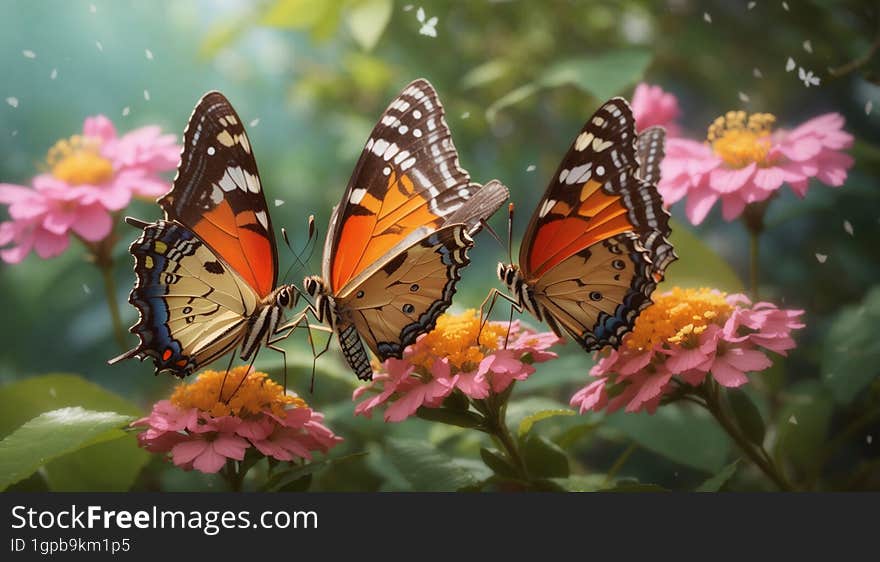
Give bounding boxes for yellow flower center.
[624,287,733,352]
[409,310,507,373]
[46,134,114,185]
[170,366,306,419]
[707,111,776,168]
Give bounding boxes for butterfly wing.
[635,126,677,279]
[519,98,670,280]
[517,98,674,349]
[109,220,260,376]
[335,223,473,379]
[532,233,655,351]
[158,91,277,298]
[325,79,507,294]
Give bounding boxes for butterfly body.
[304,79,508,380]
[490,98,675,352]
[110,92,308,378]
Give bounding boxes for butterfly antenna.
[224,352,258,405]
[218,348,238,402]
[507,203,514,265]
[479,218,503,249]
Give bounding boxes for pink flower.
[570,287,805,414]
[658,111,854,224]
[631,83,682,136]
[132,368,342,475]
[0,115,180,263]
[354,311,561,423]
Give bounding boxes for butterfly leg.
[217,347,239,402]
[478,288,523,347]
[267,310,322,390]
[224,351,259,404]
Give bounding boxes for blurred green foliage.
[1,0,878,491]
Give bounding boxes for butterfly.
[302,79,509,380]
[489,97,676,352]
[109,91,307,378]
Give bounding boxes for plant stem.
[480,386,529,480]
[603,442,638,487]
[748,230,760,301]
[224,460,245,492]
[702,382,796,491]
[98,257,128,351]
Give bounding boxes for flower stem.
[480,386,529,480]
[701,382,796,491]
[748,230,760,301]
[224,460,245,492]
[98,257,128,352]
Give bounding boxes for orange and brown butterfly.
[302,79,510,380]
[489,97,676,352]
[109,92,308,377]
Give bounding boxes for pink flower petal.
[709,163,756,193]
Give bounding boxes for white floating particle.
[526,164,536,172]
[785,57,796,72]
[22,50,36,59]
[815,253,827,263]
[249,118,260,127]
[145,49,154,60]
[274,199,284,207]
[782,1,789,11]
[802,40,813,54]
[753,67,763,78]
[143,89,150,101]
[867,435,873,445]
[6,97,19,108]
[95,40,103,52]
[798,67,820,87]
[83,283,91,295]
[843,220,853,236]
[122,106,130,117]
[403,4,413,11]
[49,387,57,398]
[788,415,798,425]
[703,12,712,23]
[89,4,96,13]
[865,100,873,115]
[739,91,750,103]
[11,130,18,136]
[50,68,57,80]
[747,1,756,9]
[461,111,470,119]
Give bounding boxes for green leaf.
[539,49,653,100]
[479,447,520,479]
[726,388,766,446]
[822,286,880,404]
[505,396,569,434]
[522,435,569,478]
[260,0,343,40]
[416,406,484,429]
[663,220,744,292]
[696,460,740,492]
[346,0,392,51]
[518,409,576,439]
[0,374,147,492]
[775,381,834,468]
[600,480,668,492]
[550,474,607,492]
[486,49,652,122]
[0,373,142,436]
[44,438,149,492]
[461,59,511,90]
[0,407,134,491]
[263,452,367,492]
[385,438,479,491]
[604,405,730,472]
